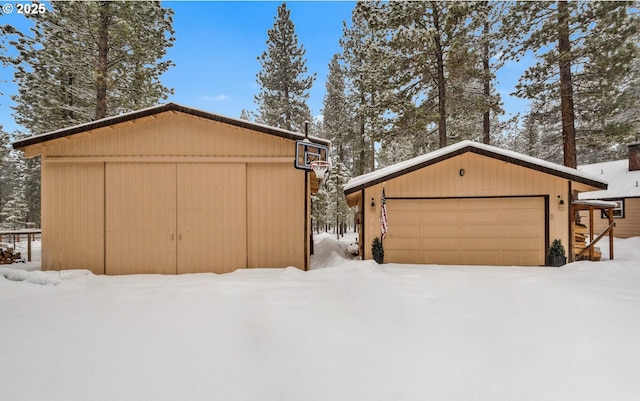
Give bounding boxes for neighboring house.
[578,142,640,238]
[344,140,607,266]
[12,103,329,275]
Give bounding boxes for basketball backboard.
[295,140,329,170]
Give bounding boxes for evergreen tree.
[322,54,353,170]
[340,2,387,175]
[499,1,638,168]
[0,148,28,229]
[0,127,12,225]
[8,0,175,134]
[467,1,505,145]
[323,156,352,237]
[255,2,315,132]
[362,1,480,149]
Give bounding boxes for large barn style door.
[106,163,177,275]
[106,162,248,275]
[176,163,247,273]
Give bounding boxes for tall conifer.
[255,2,315,132]
[8,0,175,134]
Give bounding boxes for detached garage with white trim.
[344,141,607,266]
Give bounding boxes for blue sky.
[1,1,529,135]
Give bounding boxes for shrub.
[372,237,384,264]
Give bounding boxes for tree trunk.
[432,5,447,148]
[557,0,577,168]
[96,2,110,120]
[482,19,491,145]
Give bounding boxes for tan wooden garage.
[345,140,607,266]
[13,103,329,275]
[384,197,545,266]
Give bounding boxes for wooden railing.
[575,221,614,261]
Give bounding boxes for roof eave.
[11,103,331,150]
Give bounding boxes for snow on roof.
[12,102,331,150]
[572,199,619,208]
[578,159,640,200]
[345,140,607,194]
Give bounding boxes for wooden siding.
[582,197,640,238]
[177,163,247,274]
[359,152,569,263]
[247,163,306,268]
[106,163,177,275]
[32,112,294,158]
[41,162,104,274]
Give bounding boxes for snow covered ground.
[1,234,640,401]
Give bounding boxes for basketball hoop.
[310,160,331,184]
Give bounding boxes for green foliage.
[548,239,566,258]
[255,2,315,133]
[7,0,175,134]
[0,128,37,227]
[372,237,384,264]
[499,1,638,167]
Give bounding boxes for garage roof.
[345,140,608,194]
[12,102,330,150]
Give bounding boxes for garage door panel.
[462,251,501,266]
[387,250,421,264]
[391,210,420,224]
[386,197,545,266]
[502,223,541,236]
[460,209,499,222]
[461,224,501,237]
[502,209,540,222]
[385,237,421,250]
[390,225,422,238]
[502,237,541,251]
[424,251,460,265]
[422,224,459,237]
[422,238,459,251]
[502,250,541,266]
[420,211,460,224]
[461,237,498,251]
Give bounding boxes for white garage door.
[384,197,546,266]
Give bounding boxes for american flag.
[380,188,388,239]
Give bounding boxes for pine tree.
[322,54,353,170]
[340,2,388,175]
[8,0,175,134]
[0,128,12,225]
[0,150,28,229]
[362,1,480,149]
[499,1,638,168]
[255,2,315,133]
[323,156,352,238]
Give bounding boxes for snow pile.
[1,236,640,401]
[2,268,62,285]
[310,232,357,269]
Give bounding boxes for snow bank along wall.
[13,103,329,275]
